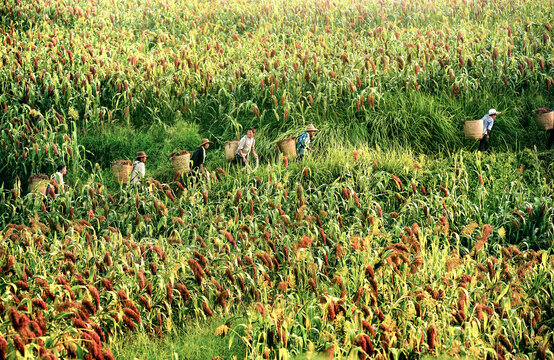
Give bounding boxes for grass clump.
[109,317,247,360]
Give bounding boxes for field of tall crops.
[1,0,554,359]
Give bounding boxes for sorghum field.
[1,0,554,359]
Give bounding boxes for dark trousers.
[233,154,247,166]
[479,136,489,151]
[189,168,201,186]
[547,130,554,150]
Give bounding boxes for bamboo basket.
[170,151,191,173]
[277,138,297,158]
[112,160,133,184]
[225,141,238,162]
[534,111,554,131]
[464,120,484,140]
[28,174,49,195]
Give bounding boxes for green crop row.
[1,146,553,359]
[0,0,553,185]
[0,0,553,359]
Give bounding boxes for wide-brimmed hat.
[306,123,319,132]
[136,151,147,158]
[488,109,501,116]
[199,138,213,147]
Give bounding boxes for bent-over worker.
[130,151,147,184]
[296,123,319,160]
[479,109,501,152]
[191,138,213,178]
[46,164,67,198]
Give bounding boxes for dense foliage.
[1,0,554,359]
[2,148,554,359]
[1,0,554,185]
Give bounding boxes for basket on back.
[463,119,483,140]
[170,150,191,173]
[225,141,238,162]
[276,138,297,158]
[534,109,554,131]
[28,174,50,194]
[112,160,133,184]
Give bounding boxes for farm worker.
[234,128,258,166]
[53,164,66,188]
[296,123,319,160]
[191,138,213,177]
[130,151,147,184]
[479,109,501,151]
[45,164,67,198]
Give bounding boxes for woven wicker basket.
[464,120,484,140]
[225,141,239,162]
[534,111,554,131]
[277,138,297,158]
[170,151,191,173]
[28,174,49,194]
[112,160,133,184]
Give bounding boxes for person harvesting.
[130,151,147,184]
[296,124,319,160]
[190,138,213,179]
[479,109,501,151]
[234,128,258,166]
[45,164,67,198]
[53,164,66,188]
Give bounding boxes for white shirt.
[130,161,145,184]
[53,171,64,186]
[236,136,255,156]
[481,114,494,135]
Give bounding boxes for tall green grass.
[109,316,247,360]
[1,0,553,185]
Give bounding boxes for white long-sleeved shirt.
[53,171,64,186]
[130,161,145,183]
[481,114,494,135]
[236,136,255,157]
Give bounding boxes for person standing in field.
[296,123,319,160]
[46,164,67,198]
[234,128,258,166]
[190,138,213,178]
[53,164,66,189]
[479,109,501,151]
[130,151,147,184]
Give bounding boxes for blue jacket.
[296,131,309,156]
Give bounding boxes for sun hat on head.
[199,138,213,147]
[488,109,501,116]
[136,151,147,158]
[306,123,319,132]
